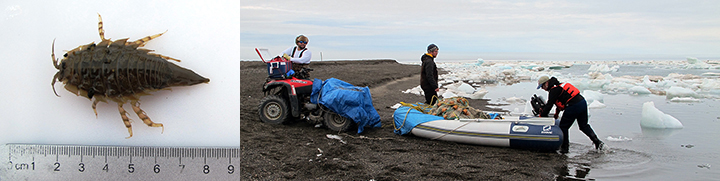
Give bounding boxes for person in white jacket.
[281,35,312,73]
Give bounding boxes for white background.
[0,1,239,146]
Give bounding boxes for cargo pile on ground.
[426,97,495,120]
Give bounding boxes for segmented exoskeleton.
[52,14,210,138]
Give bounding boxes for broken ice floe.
[401,58,720,103]
[665,86,698,99]
[640,101,683,129]
[588,100,606,109]
[669,97,701,102]
[588,64,620,73]
[606,135,632,142]
[404,81,488,100]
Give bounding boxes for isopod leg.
[131,100,164,133]
[92,99,100,118]
[156,54,182,62]
[117,103,134,139]
[51,39,59,69]
[97,13,106,41]
[130,30,167,48]
[51,39,60,97]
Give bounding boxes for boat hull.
[411,118,563,152]
[393,106,562,152]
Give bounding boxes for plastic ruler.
[0,143,240,180]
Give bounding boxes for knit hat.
[537,75,550,89]
[296,35,308,43]
[427,44,438,52]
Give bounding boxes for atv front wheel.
[324,111,354,132]
[258,95,289,124]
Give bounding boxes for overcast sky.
[241,0,720,61]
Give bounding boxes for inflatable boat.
[393,106,563,152]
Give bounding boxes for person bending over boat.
[537,76,604,153]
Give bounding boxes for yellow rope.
[394,95,449,131]
[395,102,422,131]
[430,121,471,140]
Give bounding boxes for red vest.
[553,83,579,111]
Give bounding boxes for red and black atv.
[255,49,355,132]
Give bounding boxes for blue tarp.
[311,78,381,133]
[393,106,443,135]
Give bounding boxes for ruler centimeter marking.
[1,143,240,180]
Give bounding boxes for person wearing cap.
[420,44,439,105]
[537,76,604,153]
[282,35,312,73]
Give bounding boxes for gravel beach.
[241,60,568,180]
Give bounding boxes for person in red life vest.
[537,76,604,153]
[420,44,439,105]
[282,35,312,73]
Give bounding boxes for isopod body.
[51,14,210,138]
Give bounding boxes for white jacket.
[281,46,312,64]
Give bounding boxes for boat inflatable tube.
[394,106,563,152]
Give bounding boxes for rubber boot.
[580,125,604,150]
[588,133,604,150]
[559,128,570,154]
[559,144,569,154]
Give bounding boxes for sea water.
[476,63,720,180]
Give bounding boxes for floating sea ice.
[588,100,606,109]
[698,79,720,94]
[665,86,697,99]
[443,82,459,90]
[467,89,488,99]
[629,86,652,94]
[548,65,564,70]
[441,91,458,98]
[504,97,526,104]
[606,135,632,142]
[456,82,475,94]
[583,90,604,103]
[670,97,700,102]
[640,101,684,129]
[439,79,454,85]
[574,73,613,90]
[605,81,635,93]
[501,69,516,76]
[587,72,605,79]
[702,72,720,77]
[588,64,619,72]
[495,65,513,70]
[403,85,423,96]
[638,75,658,88]
[522,101,534,116]
[520,64,537,70]
[685,57,712,69]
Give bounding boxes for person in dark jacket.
[421,44,439,105]
[537,76,604,153]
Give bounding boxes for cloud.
[241,0,720,61]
